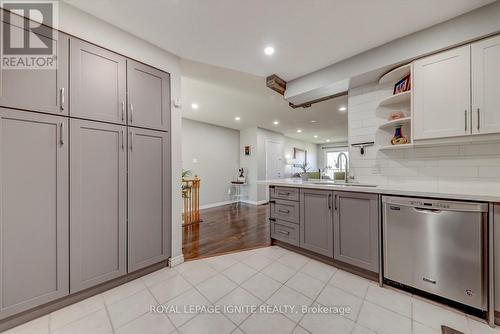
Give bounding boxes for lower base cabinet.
[333,191,379,272]
[70,120,127,293]
[128,128,171,272]
[299,189,334,257]
[0,110,69,319]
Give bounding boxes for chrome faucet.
[336,152,349,183]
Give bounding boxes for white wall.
[182,119,240,208]
[348,83,500,195]
[240,127,318,203]
[57,3,184,262]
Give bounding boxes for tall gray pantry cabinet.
[0,18,171,321]
[0,110,69,319]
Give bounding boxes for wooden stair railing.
[182,177,201,225]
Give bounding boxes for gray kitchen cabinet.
[0,109,68,319]
[70,38,126,124]
[495,204,500,316]
[128,128,171,272]
[300,189,334,257]
[70,119,127,293]
[0,19,68,115]
[333,191,379,272]
[127,59,170,131]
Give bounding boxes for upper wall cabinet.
[127,60,170,131]
[413,45,471,140]
[0,18,68,115]
[70,39,126,124]
[472,35,500,135]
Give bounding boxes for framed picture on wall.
[293,148,307,166]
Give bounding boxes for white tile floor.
[5,246,500,334]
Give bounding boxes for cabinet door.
[70,38,126,124]
[299,189,333,257]
[333,192,379,272]
[472,35,500,135]
[0,18,68,115]
[413,45,471,140]
[128,128,170,272]
[0,109,68,319]
[70,120,127,293]
[127,60,170,131]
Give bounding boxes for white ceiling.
[63,0,493,81]
[181,59,348,144]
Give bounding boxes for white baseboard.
[239,199,268,206]
[168,254,184,267]
[199,200,239,210]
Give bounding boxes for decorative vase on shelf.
[391,125,408,145]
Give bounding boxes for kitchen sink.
[312,182,377,187]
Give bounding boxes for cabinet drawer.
[270,186,299,201]
[271,219,299,246]
[270,199,299,224]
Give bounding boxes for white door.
[472,35,500,135]
[413,45,471,140]
[265,140,283,180]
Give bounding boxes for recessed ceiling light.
[273,121,279,125]
[314,135,318,138]
[264,46,275,55]
[310,120,317,123]
[191,103,199,110]
[339,106,347,111]
[326,139,331,142]
[235,116,241,121]
[297,129,302,133]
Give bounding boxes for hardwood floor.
[182,203,270,260]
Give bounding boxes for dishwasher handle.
[382,196,488,213]
[414,207,442,214]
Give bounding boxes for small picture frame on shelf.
[393,74,411,95]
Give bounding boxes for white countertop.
[258,179,500,203]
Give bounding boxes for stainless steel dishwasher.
[382,196,488,310]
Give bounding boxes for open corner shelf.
[379,91,411,107]
[378,117,411,130]
[379,63,411,85]
[379,143,414,150]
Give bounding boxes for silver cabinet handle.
[277,230,290,235]
[121,130,124,150]
[129,103,134,123]
[464,109,468,132]
[129,131,133,151]
[60,123,64,145]
[278,209,290,214]
[477,108,480,131]
[121,101,125,121]
[60,88,65,111]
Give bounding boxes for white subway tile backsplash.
[381,167,419,177]
[405,146,460,158]
[419,166,478,178]
[478,166,500,178]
